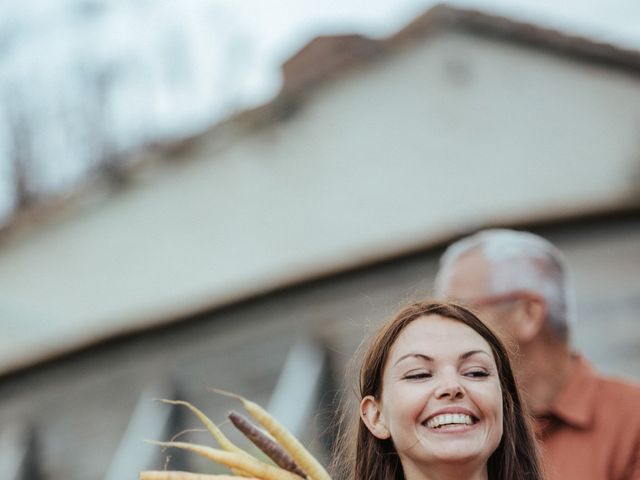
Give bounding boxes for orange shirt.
[534,355,640,480]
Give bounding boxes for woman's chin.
[430,450,486,464]
[408,439,491,467]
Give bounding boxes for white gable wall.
[0,29,638,373]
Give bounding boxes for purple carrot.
[228,410,307,478]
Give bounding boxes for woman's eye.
[404,372,432,380]
[465,369,490,378]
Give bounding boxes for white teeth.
[426,413,474,428]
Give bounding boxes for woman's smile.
[423,408,478,431]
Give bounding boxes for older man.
[434,229,640,480]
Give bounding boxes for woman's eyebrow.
[459,349,492,360]
[393,353,434,366]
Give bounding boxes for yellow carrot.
[212,390,330,480]
[158,399,250,477]
[140,472,259,480]
[148,441,304,480]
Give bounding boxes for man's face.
[437,249,521,341]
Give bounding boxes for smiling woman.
[331,301,543,480]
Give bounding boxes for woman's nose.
[434,374,465,399]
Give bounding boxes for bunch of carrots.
[140,389,331,480]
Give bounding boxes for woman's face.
[361,315,503,477]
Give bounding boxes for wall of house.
[0,27,638,376]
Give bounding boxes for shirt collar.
[546,354,598,429]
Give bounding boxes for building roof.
[277,5,640,102]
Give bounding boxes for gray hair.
[435,229,575,341]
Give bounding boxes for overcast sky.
[4,0,640,124]
[0,0,639,220]
[3,0,640,122]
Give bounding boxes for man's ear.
[515,296,547,343]
[360,395,390,440]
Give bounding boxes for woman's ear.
[360,395,390,440]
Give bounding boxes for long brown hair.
[331,301,543,480]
